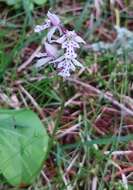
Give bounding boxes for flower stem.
[47,78,65,154]
[52,78,65,135]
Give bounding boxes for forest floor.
[0,1,133,190]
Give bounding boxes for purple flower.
[57,31,85,59]
[57,59,82,77]
[47,11,60,26]
[54,56,84,78]
[34,13,86,78]
[34,11,62,43]
[34,19,51,33]
[57,31,86,46]
[35,43,58,68]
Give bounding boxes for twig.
[18,89,29,107]
[59,7,83,14]
[72,154,86,189]
[17,45,41,72]
[64,93,81,107]
[41,171,51,188]
[68,78,133,117]
[104,164,133,184]
[115,167,133,178]
[56,122,82,139]
[91,176,98,190]
[18,84,45,118]
[65,153,79,175]
[104,150,133,156]
[107,160,128,189]
[60,167,73,190]
[0,90,20,109]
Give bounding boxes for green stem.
[46,78,65,156]
[52,78,65,135]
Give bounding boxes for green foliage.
[5,0,47,9]
[1,1,133,189]
[0,109,49,186]
[33,0,47,5]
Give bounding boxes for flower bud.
[47,11,60,26]
[45,42,58,58]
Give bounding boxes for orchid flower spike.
[54,30,85,77]
[34,12,86,78]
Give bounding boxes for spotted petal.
[65,49,77,59]
[34,21,50,33]
[57,60,66,68]
[58,68,70,77]
[56,35,66,44]
[68,60,76,71]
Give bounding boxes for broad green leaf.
[6,0,20,5]
[6,0,21,9]
[0,109,49,186]
[5,0,47,7]
[33,0,47,5]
